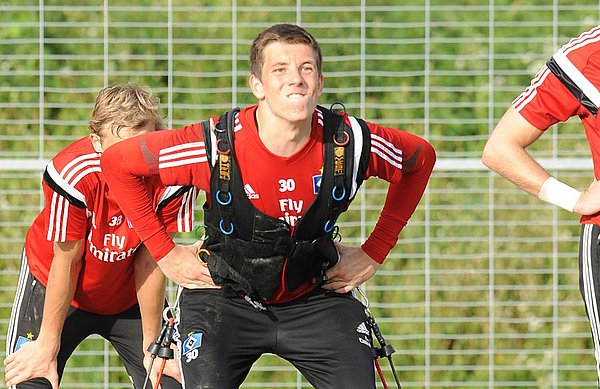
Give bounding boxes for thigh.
[274,291,376,389]
[7,254,88,388]
[175,289,270,389]
[579,224,600,320]
[579,224,600,370]
[6,258,42,358]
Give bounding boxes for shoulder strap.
[204,109,251,239]
[294,105,358,240]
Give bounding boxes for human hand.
[574,180,600,216]
[157,243,221,289]
[144,350,182,388]
[321,243,380,293]
[3,340,59,389]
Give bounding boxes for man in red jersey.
[3,83,194,389]
[101,24,435,388]
[482,26,600,386]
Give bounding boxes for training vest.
[199,105,371,302]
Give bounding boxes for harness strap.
[207,110,238,236]
[200,105,371,300]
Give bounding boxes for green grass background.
[1,0,600,387]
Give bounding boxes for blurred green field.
[2,0,600,388]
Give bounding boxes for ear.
[317,73,324,96]
[248,74,265,100]
[90,134,104,153]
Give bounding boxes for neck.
[255,108,312,157]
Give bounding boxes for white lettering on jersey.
[279,212,300,227]
[108,215,123,227]
[278,199,303,213]
[278,178,296,192]
[103,233,125,250]
[278,199,303,227]
[88,231,137,262]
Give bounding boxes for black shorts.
[579,224,600,385]
[6,252,181,389]
[175,288,376,389]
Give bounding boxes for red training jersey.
[25,137,197,314]
[101,105,436,302]
[513,25,600,225]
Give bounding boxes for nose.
[288,67,305,85]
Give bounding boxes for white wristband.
[537,177,581,212]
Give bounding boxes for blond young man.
[4,83,193,388]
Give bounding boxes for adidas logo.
[244,183,260,200]
[356,321,369,336]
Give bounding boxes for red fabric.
[102,105,435,302]
[513,25,600,225]
[26,137,193,314]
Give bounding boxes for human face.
[90,122,154,153]
[249,41,323,125]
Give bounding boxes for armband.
[537,177,581,213]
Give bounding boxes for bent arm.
[101,138,174,260]
[362,134,436,262]
[4,240,84,389]
[482,106,600,215]
[481,106,549,197]
[324,131,436,293]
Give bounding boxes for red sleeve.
[513,66,583,130]
[101,124,209,260]
[41,178,88,242]
[361,123,436,263]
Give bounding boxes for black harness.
[198,105,371,302]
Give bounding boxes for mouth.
[287,93,306,101]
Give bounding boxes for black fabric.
[157,185,193,211]
[42,169,86,209]
[284,235,339,292]
[547,57,598,117]
[6,259,181,389]
[176,288,375,389]
[578,223,600,388]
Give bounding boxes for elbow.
[423,139,437,172]
[481,140,499,172]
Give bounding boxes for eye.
[301,64,314,73]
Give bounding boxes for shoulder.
[44,137,100,208]
[47,137,101,187]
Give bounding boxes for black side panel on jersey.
[43,169,86,208]
[546,57,598,116]
[351,117,372,202]
[156,186,194,211]
[201,119,213,166]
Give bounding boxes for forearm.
[482,135,550,197]
[363,139,435,262]
[101,134,181,260]
[39,241,84,345]
[135,243,168,351]
[482,106,550,197]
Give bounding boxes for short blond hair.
[88,83,165,138]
